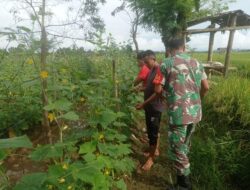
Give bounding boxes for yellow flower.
[47,185,53,190]
[95,152,100,157]
[62,79,68,84]
[98,134,104,141]
[67,186,73,190]
[40,71,48,79]
[63,125,69,130]
[62,163,68,170]
[104,168,110,176]
[48,113,55,123]
[58,178,65,184]
[27,58,34,65]
[80,97,85,102]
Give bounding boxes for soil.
[126,120,173,190]
[3,125,59,186]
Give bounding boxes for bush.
[191,76,250,190]
[203,76,250,131]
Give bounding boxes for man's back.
[161,53,206,125]
[144,64,164,112]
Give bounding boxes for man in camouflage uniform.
[160,38,209,190]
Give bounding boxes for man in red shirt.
[134,52,150,89]
[136,50,165,171]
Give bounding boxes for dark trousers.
[145,107,161,146]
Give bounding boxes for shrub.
[191,76,250,189]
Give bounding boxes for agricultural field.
[0,0,250,190]
[0,47,250,190]
[192,51,250,76]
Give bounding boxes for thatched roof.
[187,10,250,28]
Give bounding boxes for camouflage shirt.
[160,53,207,125]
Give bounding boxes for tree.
[1,0,106,143]
[112,1,141,54]
[128,0,235,51]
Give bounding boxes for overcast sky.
[0,0,249,51]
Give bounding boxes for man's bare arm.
[136,84,162,110]
[134,77,143,86]
[200,79,209,99]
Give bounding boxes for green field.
[192,51,250,75]
[0,48,249,190]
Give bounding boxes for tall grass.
[191,76,250,190]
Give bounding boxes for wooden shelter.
[185,10,250,76]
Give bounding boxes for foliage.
[203,76,250,129]
[191,75,250,190]
[0,51,42,137]
[127,0,235,49]
[0,38,139,189]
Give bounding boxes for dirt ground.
[126,120,173,190]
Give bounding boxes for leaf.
[71,162,106,187]
[79,141,97,154]
[83,152,96,162]
[58,111,79,121]
[98,143,131,158]
[44,99,72,111]
[113,157,135,173]
[47,164,66,184]
[104,130,127,142]
[66,128,97,141]
[116,112,126,118]
[30,144,64,161]
[0,149,7,162]
[114,179,127,190]
[98,109,118,127]
[113,121,127,127]
[116,144,131,156]
[0,135,32,149]
[96,155,112,169]
[13,172,47,190]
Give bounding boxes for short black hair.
[137,51,145,60]
[143,50,156,58]
[168,38,185,50]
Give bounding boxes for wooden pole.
[224,14,237,77]
[41,0,52,144]
[207,22,216,62]
[112,60,118,99]
[112,60,119,111]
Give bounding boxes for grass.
[191,51,250,75]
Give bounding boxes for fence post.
[112,60,119,110]
[224,14,237,77]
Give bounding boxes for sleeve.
[137,65,149,81]
[202,71,207,80]
[153,66,164,85]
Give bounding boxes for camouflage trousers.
[168,124,195,176]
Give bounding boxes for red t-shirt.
[137,64,150,86]
[153,65,164,85]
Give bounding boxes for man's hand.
[200,79,209,99]
[135,103,144,110]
